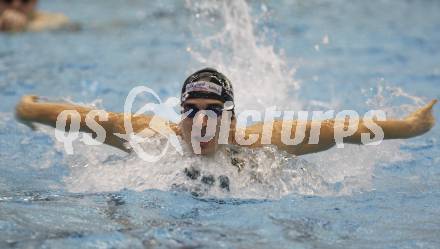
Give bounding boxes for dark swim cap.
[181,68,234,106]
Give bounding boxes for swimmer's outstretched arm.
[15,95,180,152]
[238,100,437,156]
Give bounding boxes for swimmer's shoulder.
[27,11,71,32]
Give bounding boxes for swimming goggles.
[182,103,234,119]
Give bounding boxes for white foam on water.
[31,0,419,199]
[58,134,337,199]
[185,0,300,112]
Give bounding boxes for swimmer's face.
[0,0,37,16]
[180,98,225,155]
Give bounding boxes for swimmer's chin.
[190,143,218,156]
[192,149,216,156]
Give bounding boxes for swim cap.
[181,68,234,106]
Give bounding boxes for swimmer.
[0,0,70,32]
[15,68,437,157]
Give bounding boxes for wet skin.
[180,98,226,155]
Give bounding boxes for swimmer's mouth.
[191,136,215,143]
[200,141,210,148]
[191,137,214,150]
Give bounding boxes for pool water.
[1,0,440,248]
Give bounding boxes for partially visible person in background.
[0,0,70,32]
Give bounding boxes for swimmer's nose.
[200,125,207,137]
[199,114,209,137]
[194,112,209,128]
[193,112,214,137]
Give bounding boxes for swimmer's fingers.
[406,99,437,120]
[15,95,39,128]
[15,105,37,131]
[422,99,437,113]
[19,95,39,105]
[404,99,437,135]
[16,95,37,113]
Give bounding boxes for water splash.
[185,0,300,111]
[362,79,426,117]
[21,0,420,199]
[59,134,336,199]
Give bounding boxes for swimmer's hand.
[16,95,39,118]
[18,95,39,105]
[15,95,39,130]
[0,9,28,32]
[403,99,437,137]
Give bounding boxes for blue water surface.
[1,0,440,248]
